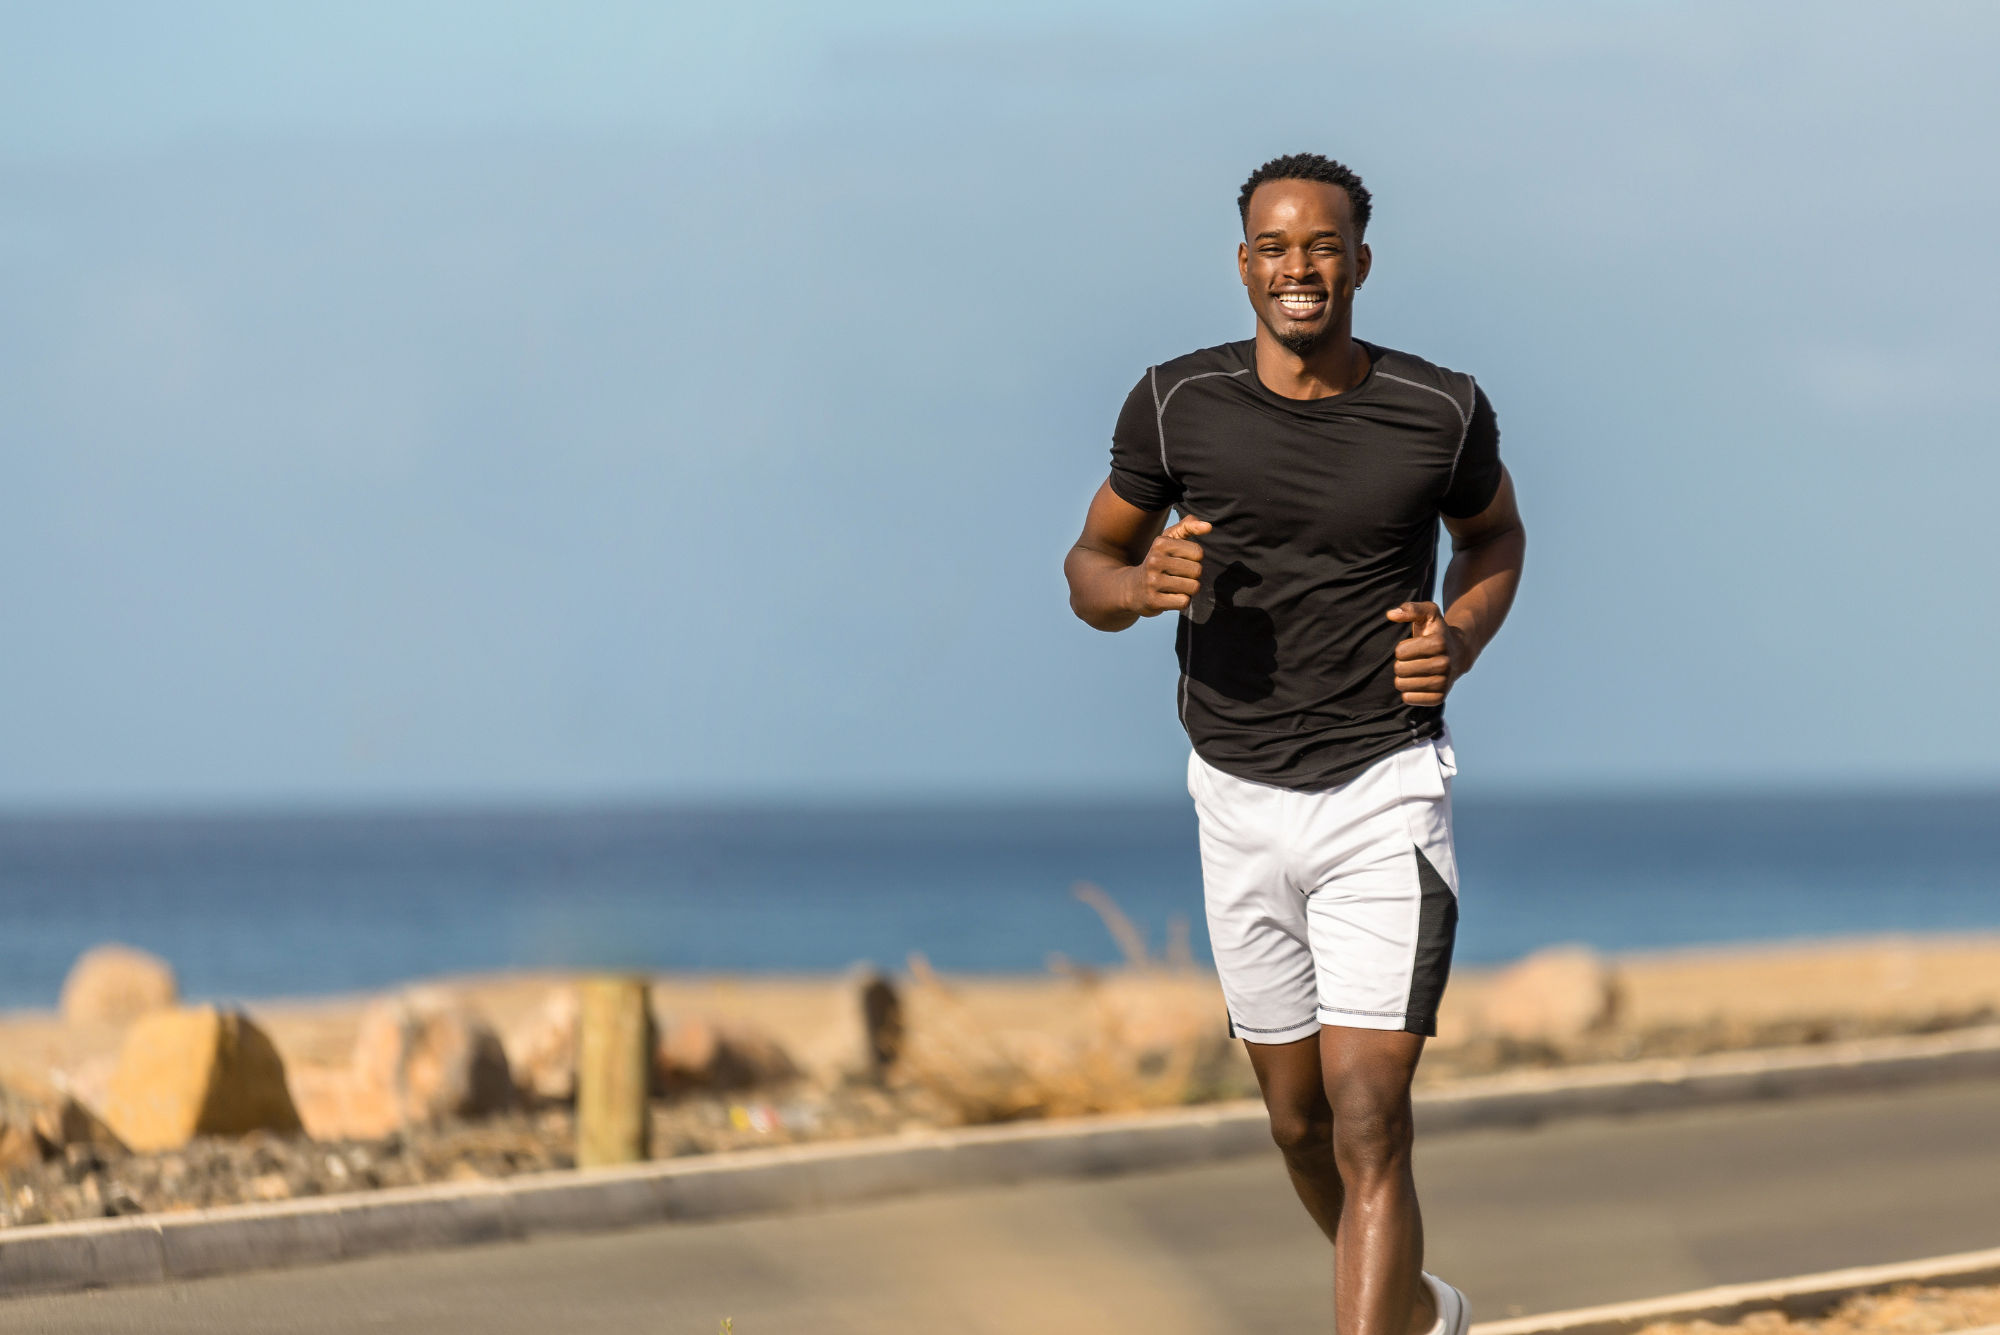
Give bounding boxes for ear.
[1238,240,1251,287]
[1355,241,1372,290]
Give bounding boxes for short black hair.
[1237,153,1372,234]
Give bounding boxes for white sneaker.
[1422,1272,1470,1335]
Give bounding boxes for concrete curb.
[1417,1024,2000,1132]
[3,1025,1997,1299]
[1468,1245,2000,1335]
[0,1101,1275,1298]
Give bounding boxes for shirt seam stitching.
[1152,366,1248,736]
[1377,369,1478,495]
[1148,365,1167,482]
[1155,367,1252,489]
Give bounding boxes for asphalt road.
[7,1079,1999,1335]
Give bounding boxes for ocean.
[2,792,1997,1011]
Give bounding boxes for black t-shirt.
[1109,339,1502,791]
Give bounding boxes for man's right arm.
[1064,480,1211,632]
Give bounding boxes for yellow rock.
[287,1062,402,1141]
[102,1007,303,1151]
[0,1078,125,1164]
[34,1094,127,1153]
[0,1105,47,1170]
[60,943,178,1026]
[504,987,580,1103]
[1478,945,1621,1043]
[351,990,515,1129]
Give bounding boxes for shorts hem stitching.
[1230,1018,1319,1034]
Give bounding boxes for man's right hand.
[1127,516,1210,617]
[1065,483,1210,632]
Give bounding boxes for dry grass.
[894,951,1249,1126]
[1638,1286,2000,1335]
[888,882,1250,1125]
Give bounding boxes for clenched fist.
[1125,516,1211,617]
[1386,600,1472,705]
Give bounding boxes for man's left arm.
[1386,467,1526,706]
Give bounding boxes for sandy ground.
[4,933,1998,1105]
[1539,936,2000,1033]
[1640,1286,2000,1335]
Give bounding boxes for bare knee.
[1246,1036,1335,1164]
[1268,1107,1334,1159]
[1331,1099,1413,1180]
[1321,1028,1423,1181]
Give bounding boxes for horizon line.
[2,780,1998,826]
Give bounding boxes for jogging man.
[1064,153,1525,1335]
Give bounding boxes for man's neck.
[1253,325,1369,401]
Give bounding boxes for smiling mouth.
[1274,290,1327,319]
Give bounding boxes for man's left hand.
[1386,601,1472,706]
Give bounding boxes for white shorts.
[1189,729,1461,1043]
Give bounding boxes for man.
[1063,153,1525,1335]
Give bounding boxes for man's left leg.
[1321,1025,1436,1335]
[1302,731,1466,1335]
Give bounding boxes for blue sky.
[1,1,1995,807]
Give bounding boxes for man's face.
[1237,179,1370,357]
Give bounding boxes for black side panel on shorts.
[1404,846,1458,1036]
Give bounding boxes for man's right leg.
[1245,1034,1342,1242]
[1189,748,1347,1242]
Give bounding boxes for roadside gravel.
[1638,1286,2000,1335]
[1,1080,945,1229]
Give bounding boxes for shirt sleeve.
[1106,372,1183,513]
[1438,383,1503,519]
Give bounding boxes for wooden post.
[576,977,651,1168]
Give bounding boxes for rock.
[503,987,580,1103]
[654,1015,799,1095]
[246,1171,291,1201]
[55,1054,117,1120]
[1480,945,1621,1042]
[100,1007,303,1152]
[0,1087,53,1170]
[894,965,1242,1123]
[293,991,516,1140]
[0,1076,124,1169]
[1432,994,1475,1046]
[286,1063,401,1142]
[350,990,515,1130]
[0,1119,47,1170]
[36,1094,127,1154]
[59,944,178,1026]
[501,984,808,1106]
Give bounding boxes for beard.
[1275,323,1323,358]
